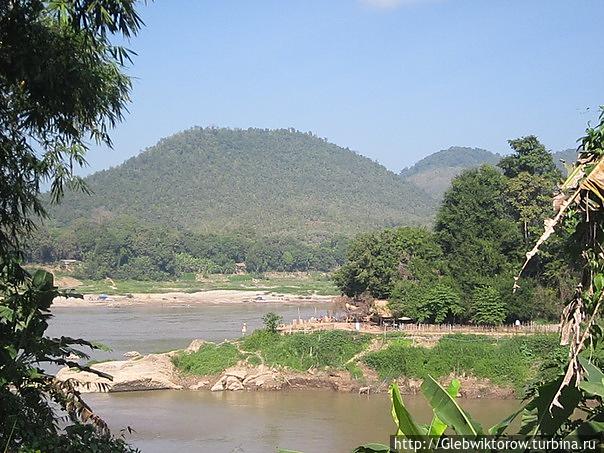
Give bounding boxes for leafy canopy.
[0,0,142,450]
[48,127,436,239]
[435,165,522,290]
[333,227,443,299]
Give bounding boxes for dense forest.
[29,129,579,284]
[399,145,576,200]
[26,219,349,279]
[335,136,575,323]
[48,127,435,238]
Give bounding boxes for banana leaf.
[578,356,604,398]
[579,356,604,383]
[420,376,483,436]
[353,443,393,453]
[519,377,581,436]
[563,412,604,441]
[488,407,523,436]
[427,379,460,437]
[390,382,425,437]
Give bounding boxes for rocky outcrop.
[188,380,210,390]
[184,339,207,353]
[56,353,182,393]
[55,339,517,398]
[209,364,280,392]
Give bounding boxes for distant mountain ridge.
[49,127,436,240]
[400,146,578,200]
[400,147,501,199]
[400,147,501,178]
[49,130,581,240]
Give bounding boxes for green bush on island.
[362,333,563,393]
[262,312,283,334]
[242,330,370,371]
[173,343,242,375]
[361,338,427,379]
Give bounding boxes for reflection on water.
[87,390,520,453]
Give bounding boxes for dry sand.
[53,290,334,308]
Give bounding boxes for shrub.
[242,330,369,371]
[417,283,464,323]
[363,339,426,379]
[173,343,241,375]
[262,312,282,333]
[363,334,561,394]
[388,280,422,319]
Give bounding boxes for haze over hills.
[400,146,578,200]
[399,147,501,199]
[49,128,436,240]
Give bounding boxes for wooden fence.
[278,320,560,335]
[395,323,559,334]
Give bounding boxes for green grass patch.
[245,354,263,366]
[345,362,365,381]
[72,272,338,296]
[172,343,242,375]
[363,339,428,380]
[363,333,564,394]
[241,330,370,371]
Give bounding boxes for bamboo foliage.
[515,109,604,410]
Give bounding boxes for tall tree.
[334,227,442,299]
[1,1,142,450]
[435,165,522,291]
[498,135,560,179]
[499,136,562,246]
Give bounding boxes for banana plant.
[285,360,604,453]
[561,357,604,441]
[354,377,522,453]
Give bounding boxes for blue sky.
[85,0,604,174]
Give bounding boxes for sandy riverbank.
[53,290,334,308]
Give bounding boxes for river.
[49,301,520,452]
[49,301,333,362]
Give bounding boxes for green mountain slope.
[400,147,501,199]
[50,128,435,239]
[401,146,578,200]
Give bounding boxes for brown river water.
[49,302,519,452]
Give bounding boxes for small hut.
[370,300,414,327]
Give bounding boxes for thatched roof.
[373,299,392,318]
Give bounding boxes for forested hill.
[400,146,578,200]
[49,128,435,239]
[399,147,501,199]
